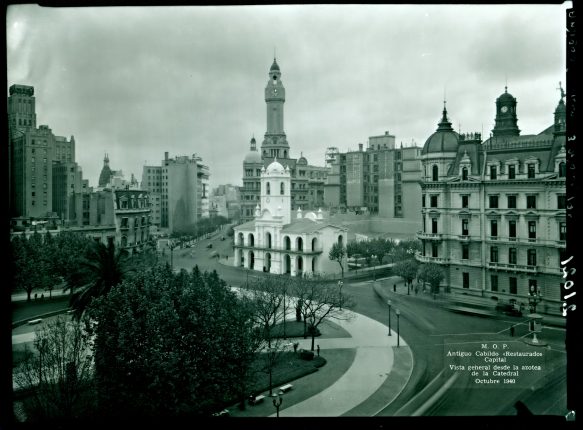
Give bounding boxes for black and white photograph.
[5,2,575,426]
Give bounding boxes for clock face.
[501,106,508,113]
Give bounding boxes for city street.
[12,231,568,417]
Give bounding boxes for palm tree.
[66,241,131,320]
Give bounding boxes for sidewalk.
[229,306,413,417]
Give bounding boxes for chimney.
[358,143,363,152]
[164,151,169,161]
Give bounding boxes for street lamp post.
[273,393,283,417]
[387,300,392,336]
[338,281,344,310]
[396,309,401,347]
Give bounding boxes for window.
[560,222,567,241]
[509,220,517,238]
[527,249,537,266]
[280,182,284,195]
[489,195,499,209]
[431,218,438,234]
[462,272,469,289]
[507,195,517,209]
[491,220,498,237]
[528,221,536,239]
[432,165,438,181]
[490,246,499,263]
[508,164,516,179]
[528,279,538,296]
[462,219,469,236]
[509,277,517,294]
[558,195,566,209]
[266,182,270,195]
[430,195,438,208]
[559,162,566,178]
[526,195,537,209]
[491,275,498,292]
[461,195,469,208]
[509,248,517,265]
[422,194,426,207]
[431,242,438,258]
[527,164,535,179]
[462,167,468,181]
[490,165,497,180]
[461,244,469,260]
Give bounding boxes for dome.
[244,150,262,163]
[266,159,285,174]
[421,105,459,155]
[497,87,515,103]
[270,59,280,71]
[298,154,308,165]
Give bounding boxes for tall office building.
[417,87,566,315]
[141,152,210,233]
[324,132,422,219]
[8,84,80,219]
[240,59,328,223]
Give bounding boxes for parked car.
[206,243,213,249]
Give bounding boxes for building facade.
[324,132,422,218]
[141,152,210,233]
[234,159,347,276]
[417,87,566,315]
[8,84,81,219]
[240,59,328,223]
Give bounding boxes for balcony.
[487,262,538,274]
[416,253,450,264]
[457,234,471,241]
[417,231,443,240]
[233,243,323,256]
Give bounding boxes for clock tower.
[492,86,520,138]
[262,58,290,160]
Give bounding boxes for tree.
[291,278,355,351]
[393,259,419,295]
[66,241,132,320]
[52,232,94,295]
[88,265,257,417]
[11,233,59,301]
[346,241,362,259]
[417,263,445,298]
[13,316,96,421]
[248,277,283,349]
[328,242,346,279]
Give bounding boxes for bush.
[299,349,314,361]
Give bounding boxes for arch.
[284,150,288,159]
[297,256,303,275]
[248,233,255,247]
[462,167,468,180]
[432,164,439,181]
[266,182,271,195]
[280,182,285,195]
[248,251,255,270]
[338,235,344,247]
[265,253,272,272]
[312,237,317,251]
[266,232,272,249]
[559,161,566,178]
[297,237,303,251]
[284,236,291,251]
[284,254,291,274]
[238,232,244,246]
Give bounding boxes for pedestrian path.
[269,309,408,417]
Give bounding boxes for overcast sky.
[7,3,569,189]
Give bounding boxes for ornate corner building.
[240,59,328,223]
[417,86,566,315]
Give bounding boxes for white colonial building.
[234,158,347,276]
